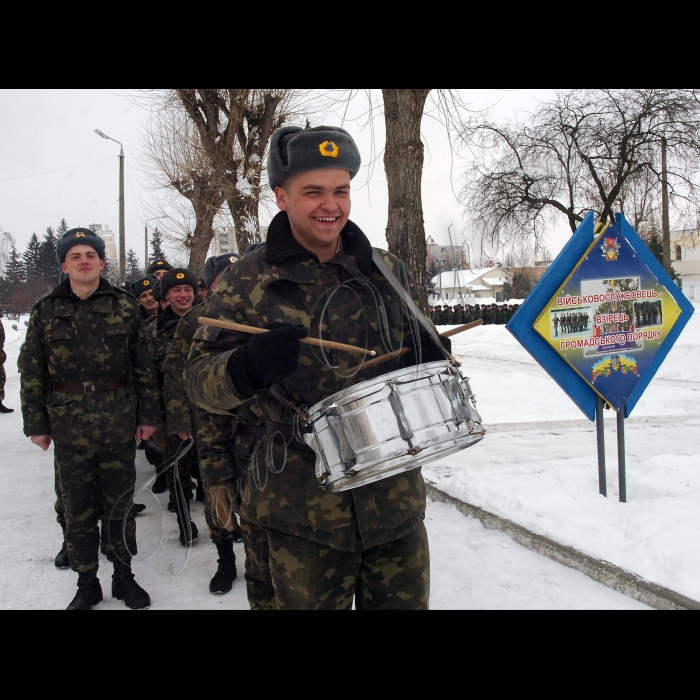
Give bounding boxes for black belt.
[53,379,129,395]
[238,421,309,447]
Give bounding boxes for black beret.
[147,259,173,275]
[159,268,198,299]
[57,228,106,264]
[267,125,361,191]
[131,275,158,298]
[202,254,239,291]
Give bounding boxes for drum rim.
[307,360,458,418]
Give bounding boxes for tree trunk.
[187,206,217,276]
[382,89,432,312]
[228,196,260,254]
[661,138,673,275]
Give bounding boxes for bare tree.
[174,89,301,253]
[464,89,700,269]
[141,102,226,274]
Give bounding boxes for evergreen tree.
[5,244,25,285]
[149,227,167,264]
[126,249,143,281]
[22,233,42,282]
[644,220,664,267]
[39,226,61,287]
[57,218,69,238]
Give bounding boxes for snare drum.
[304,361,484,493]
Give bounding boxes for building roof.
[431,268,512,289]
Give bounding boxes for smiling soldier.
[186,126,449,610]
[19,228,160,610]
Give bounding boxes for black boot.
[55,541,70,570]
[232,522,244,544]
[209,541,237,595]
[112,562,151,610]
[66,572,103,610]
[153,472,168,495]
[0,402,14,414]
[196,480,205,503]
[132,503,147,515]
[177,503,198,546]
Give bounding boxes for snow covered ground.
[0,316,649,610]
[428,302,700,602]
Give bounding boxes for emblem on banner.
[601,237,620,262]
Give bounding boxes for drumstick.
[361,320,484,370]
[199,318,376,357]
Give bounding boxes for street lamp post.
[95,130,126,283]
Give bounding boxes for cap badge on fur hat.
[229,256,237,263]
[143,279,150,286]
[319,141,339,158]
[76,232,86,238]
[176,273,185,280]
[157,261,165,266]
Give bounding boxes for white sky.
[0,89,567,263]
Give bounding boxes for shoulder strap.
[371,249,456,365]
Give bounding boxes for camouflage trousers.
[267,520,430,611]
[166,435,196,505]
[55,442,138,574]
[240,519,277,610]
[203,480,237,546]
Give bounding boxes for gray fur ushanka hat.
[267,125,361,190]
[57,228,106,264]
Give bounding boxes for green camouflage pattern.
[0,317,6,401]
[240,518,277,610]
[55,441,138,573]
[267,520,430,610]
[185,215,427,552]
[18,279,160,446]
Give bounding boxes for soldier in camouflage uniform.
[0,295,13,413]
[150,267,201,545]
[164,253,275,606]
[185,126,448,610]
[19,228,159,610]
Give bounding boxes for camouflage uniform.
[151,305,198,504]
[0,317,6,401]
[163,305,276,609]
[19,278,159,573]
[185,212,429,610]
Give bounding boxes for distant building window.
[676,245,682,261]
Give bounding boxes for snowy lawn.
[0,316,648,610]
[428,303,700,601]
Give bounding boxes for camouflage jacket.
[162,295,269,491]
[19,278,160,448]
[185,212,427,551]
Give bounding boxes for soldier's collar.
[264,211,373,278]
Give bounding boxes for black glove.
[409,331,452,366]
[228,322,307,397]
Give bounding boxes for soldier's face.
[198,289,209,303]
[138,290,158,313]
[275,169,351,253]
[153,269,168,280]
[165,284,194,315]
[61,246,104,283]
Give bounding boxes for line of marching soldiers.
[120,254,266,604]
[18,226,273,610]
[429,303,519,327]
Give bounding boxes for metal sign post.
[508,213,695,503]
[596,396,607,498]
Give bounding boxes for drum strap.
[371,249,457,366]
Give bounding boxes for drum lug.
[388,383,415,443]
[327,409,358,473]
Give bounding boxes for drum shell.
[306,361,484,493]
